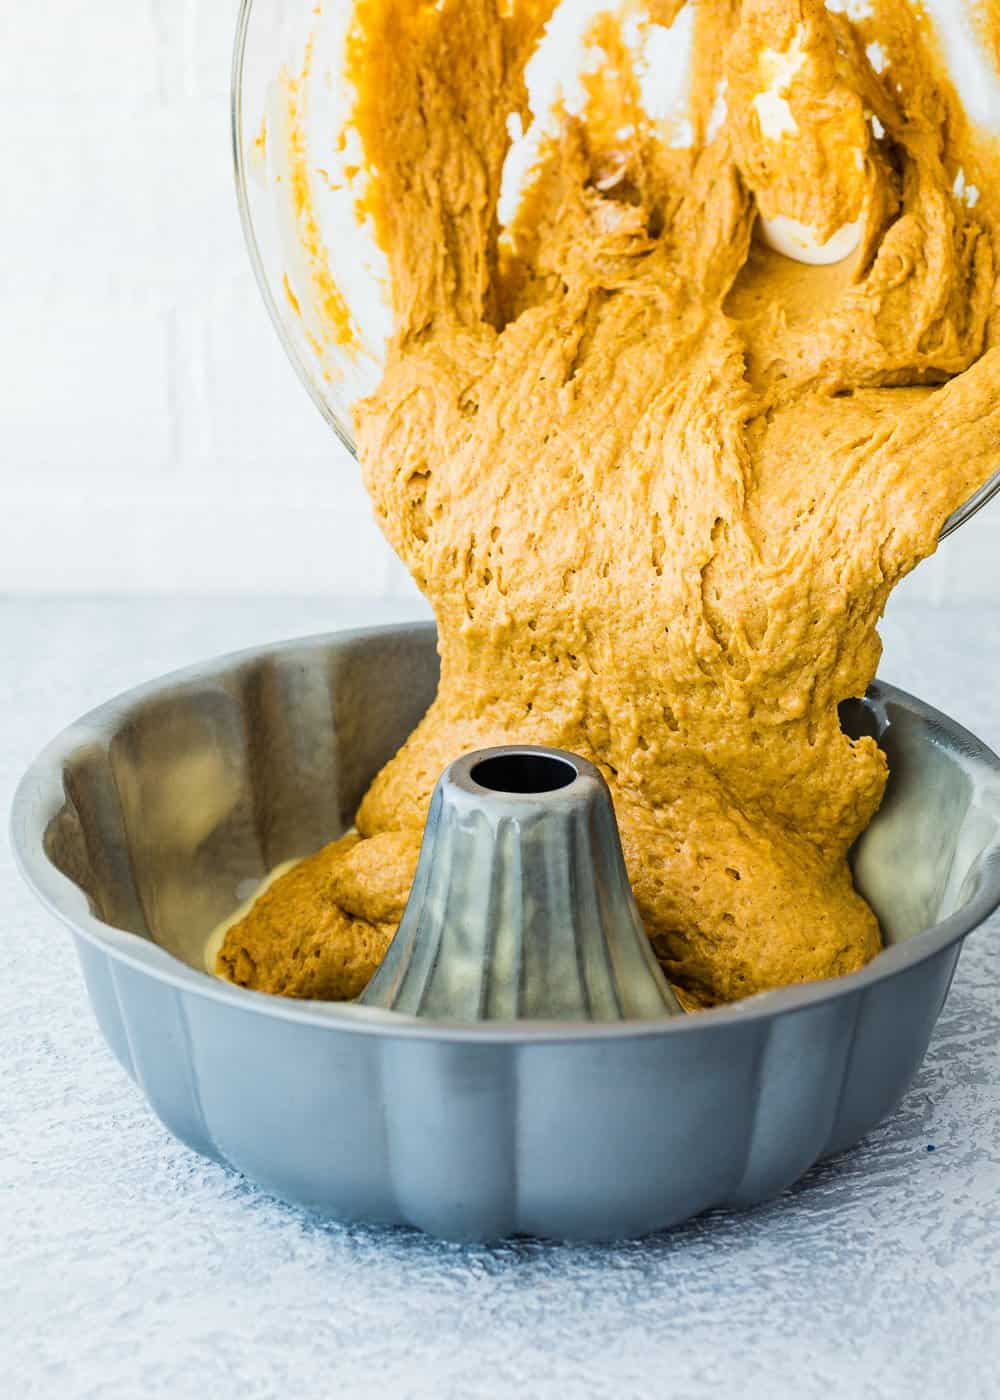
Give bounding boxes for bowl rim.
[11,621,1000,1044]
[231,0,359,463]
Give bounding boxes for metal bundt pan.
[11,623,1000,1242]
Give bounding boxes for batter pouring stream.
[220,0,1000,1008]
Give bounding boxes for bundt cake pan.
[11,623,1000,1243]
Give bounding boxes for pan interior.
[39,630,1000,980]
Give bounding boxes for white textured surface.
[0,0,997,601]
[3,594,1000,1400]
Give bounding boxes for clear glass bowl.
[231,0,1000,535]
[232,0,389,459]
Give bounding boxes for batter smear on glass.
[219,0,1000,1008]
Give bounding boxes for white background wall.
[0,0,995,601]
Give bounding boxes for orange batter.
[220,0,1000,1007]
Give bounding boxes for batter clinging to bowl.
[218,0,1000,1008]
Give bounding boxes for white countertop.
[4,595,1000,1400]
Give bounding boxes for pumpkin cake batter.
[218,0,1000,1009]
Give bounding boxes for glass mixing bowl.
[231,0,1000,536]
[233,0,390,460]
